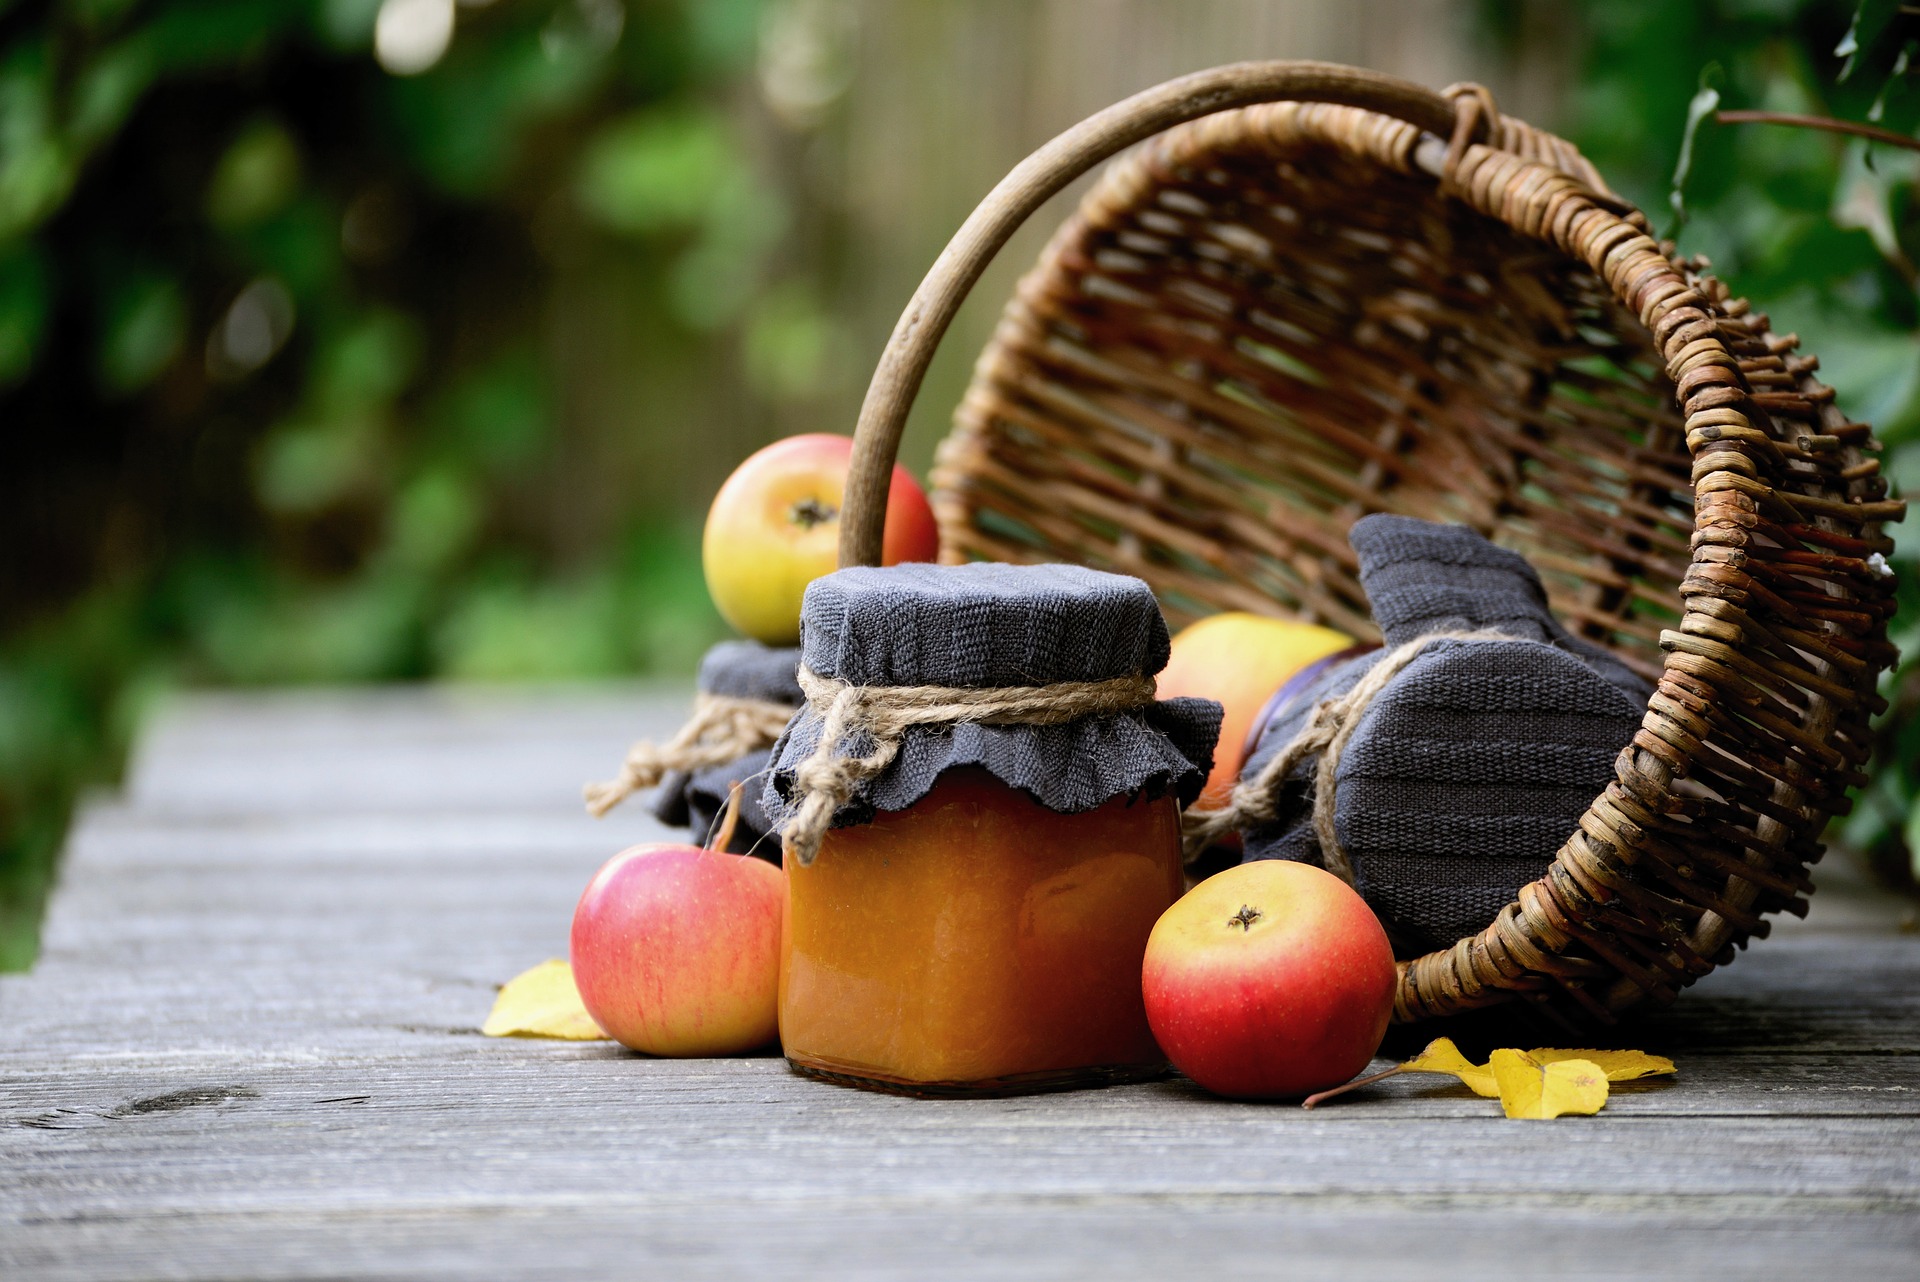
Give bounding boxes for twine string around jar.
[1179,630,1517,878]
[781,666,1158,865]
[584,693,798,819]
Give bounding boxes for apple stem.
[1301,1064,1408,1110]
[709,782,745,854]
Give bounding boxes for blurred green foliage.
[0,0,843,968]
[1503,0,1919,889]
[3,0,1916,970]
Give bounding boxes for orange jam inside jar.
[766,560,1222,1097]
[780,766,1183,1095]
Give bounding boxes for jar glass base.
[786,1052,1168,1099]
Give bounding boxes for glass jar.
[780,766,1183,1096]
[761,560,1222,1097]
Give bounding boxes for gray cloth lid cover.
[671,747,781,858]
[650,640,802,857]
[1351,513,1650,705]
[696,639,806,704]
[1239,515,1651,952]
[764,562,1222,829]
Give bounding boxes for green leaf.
[312,309,422,411]
[1866,41,1914,122]
[575,109,736,235]
[254,417,377,515]
[97,275,186,395]
[206,118,302,228]
[431,350,550,472]
[382,466,482,574]
[0,45,77,239]
[386,21,608,196]
[68,38,158,150]
[434,572,631,679]
[141,0,299,75]
[1837,0,1901,82]
[687,0,766,74]
[66,0,146,29]
[0,242,49,386]
[744,281,850,399]
[1668,63,1724,236]
[317,0,383,49]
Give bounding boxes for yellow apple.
[1158,612,1356,810]
[703,433,939,645]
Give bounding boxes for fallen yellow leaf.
[1530,1047,1675,1082]
[1490,1049,1609,1119]
[1301,1038,1675,1110]
[482,959,608,1040]
[1402,1037,1500,1097]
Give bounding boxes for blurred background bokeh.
[3,0,1915,968]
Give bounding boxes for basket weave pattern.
[928,94,1904,1028]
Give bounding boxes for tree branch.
[1715,109,1920,153]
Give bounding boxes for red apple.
[703,433,939,645]
[570,843,785,1056]
[1141,860,1395,1098]
[1158,613,1356,811]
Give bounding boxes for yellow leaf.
[482,959,608,1040]
[1302,1039,1674,1111]
[1490,1049,1609,1119]
[1402,1037,1501,1097]
[1400,1040,1675,1096]
[1530,1047,1676,1082]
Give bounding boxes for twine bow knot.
[1180,630,1517,878]
[584,693,797,818]
[780,665,1157,865]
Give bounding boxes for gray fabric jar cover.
[762,562,1222,834]
[1239,515,1652,954]
[651,640,802,859]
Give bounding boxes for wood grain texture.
[3,687,1918,1279]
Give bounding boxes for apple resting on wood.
[1141,860,1396,1099]
[703,433,939,645]
[570,843,785,1056]
[1156,613,1355,811]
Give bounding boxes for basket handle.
[838,60,1461,567]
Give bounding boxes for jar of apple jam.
[646,639,802,859]
[764,562,1221,1096]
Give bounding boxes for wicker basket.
[833,63,1905,1031]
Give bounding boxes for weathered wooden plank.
[5,1058,1919,1204]
[2,1040,1918,1138]
[120,684,687,817]
[8,938,1920,1066]
[6,1203,1913,1282]
[17,817,1919,1062]
[4,687,1917,1281]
